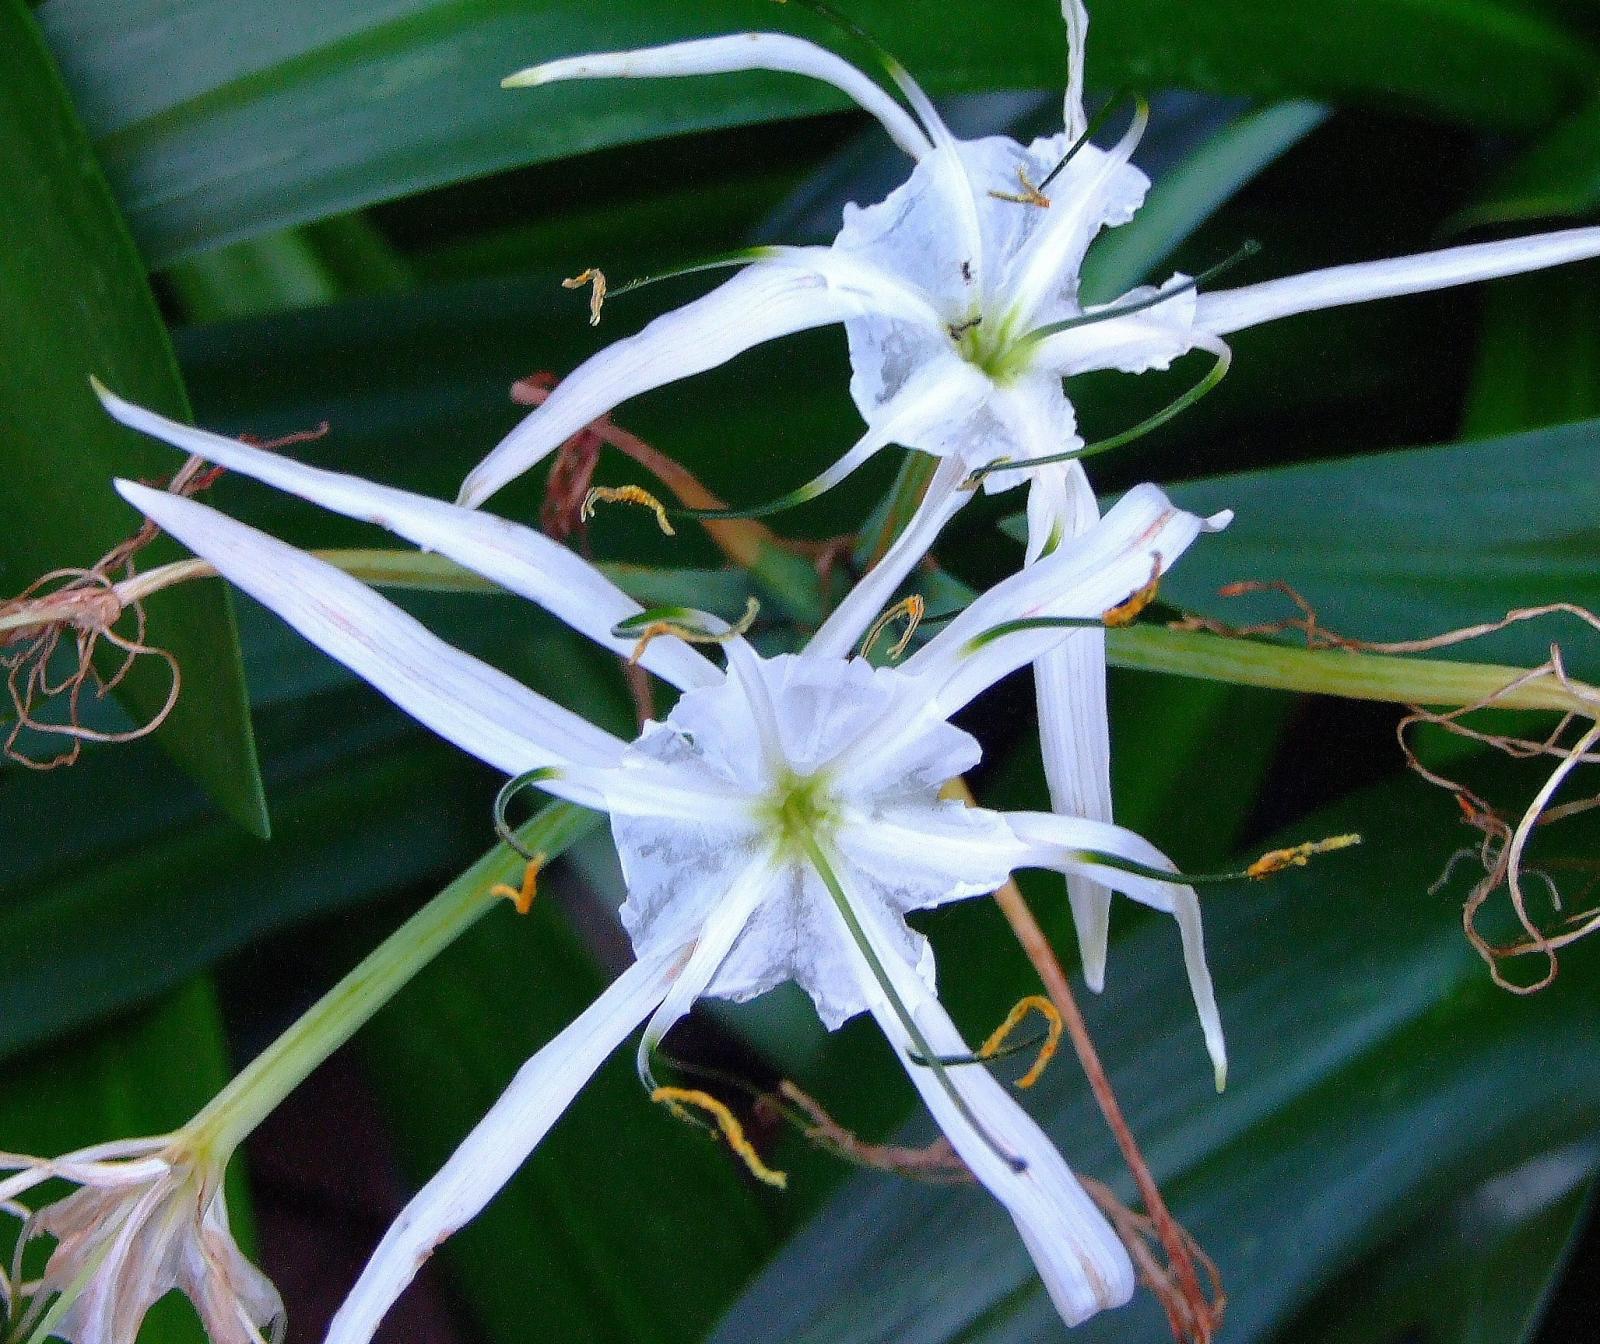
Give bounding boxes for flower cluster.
[11,1,1600,1341]
[472,0,1600,989]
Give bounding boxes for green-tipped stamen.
[1022,239,1261,346]
[960,614,1114,657]
[668,475,828,522]
[493,768,567,859]
[798,833,1027,1173]
[1037,88,1137,193]
[609,247,779,300]
[966,343,1233,486]
[1074,832,1362,888]
[906,1031,1048,1068]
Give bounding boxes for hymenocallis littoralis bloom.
[99,385,1234,1337]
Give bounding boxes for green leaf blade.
[1158,419,1600,676]
[37,0,1594,267]
[0,0,266,834]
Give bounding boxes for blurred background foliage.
[4,0,1600,1340]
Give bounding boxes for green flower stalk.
[0,803,594,1344]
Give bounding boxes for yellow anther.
[988,166,1052,208]
[489,853,545,914]
[1102,557,1163,627]
[628,596,759,666]
[652,1087,789,1189]
[857,593,925,662]
[1246,833,1362,881]
[562,267,607,325]
[582,484,676,536]
[978,994,1063,1090]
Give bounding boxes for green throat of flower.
[760,767,840,856]
[953,307,1034,385]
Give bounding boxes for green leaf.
[0,0,265,835]
[1462,268,1600,436]
[703,775,1600,1344]
[1290,194,1600,1344]
[0,977,245,1344]
[358,886,781,1344]
[0,706,487,1061]
[164,215,413,324]
[1461,91,1600,232]
[1286,1147,1596,1344]
[37,0,1591,267]
[1150,419,1600,676]
[0,975,233,1168]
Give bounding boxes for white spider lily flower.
[100,387,1230,1339]
[0,1137,283,1344]
[465,0,1600,991]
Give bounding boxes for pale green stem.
[0,548,744,631]
[0,549,492,639]
[183,802,598,1161]
[13,548,1589,719]
[1106,626,1598,717]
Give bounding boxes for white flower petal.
[875,48,956,155]
[116,483,621,790]
[1171,881,1226,1090]
[19,1152,281,1344]
[758,654,976,792]
[766,243,950,325]
[1025,458,1116,992]
[1004,810,1183,908]
[1034,637,1114,993]
[834,803,1027,907]
[458,261,924,509]
[325,949,682,1344]
[903,483,1228,715]
[578,759,749,824]
[1031,284,1201,377]
[1020,459,1092,565]
[1006,810,1226,1088]
[829,140,987,312]
[916,141,988,298]
[1003,103,1151,328]
[98,386,722,694]
[834,132,1132,419]
[184,1189,287,1344]
[706,857,928,1029]
[1063,0,1091,139]
[610,812,764,964]
[837,892,1134,1325]
[806,451,972,660]
[636,856,775,1074]
[960,371,1082,494]
[47,1179,171,1344]
[614,652,988,980]
[1194,225,1600,336]
[504,34,933,160]
[806,372,1081,664]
